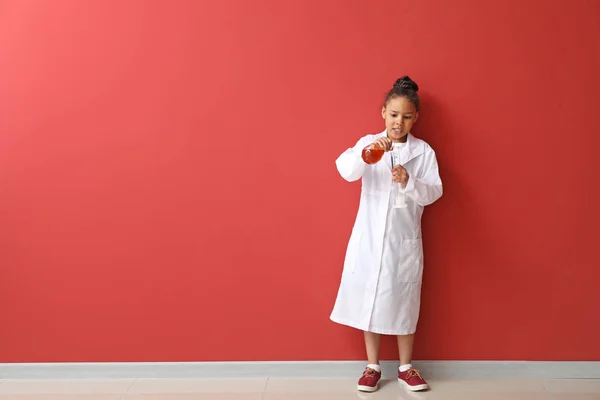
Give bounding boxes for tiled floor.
[0,378,598,399]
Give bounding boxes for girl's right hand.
[372,137,393,151]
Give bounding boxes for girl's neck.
[387,133,408,143]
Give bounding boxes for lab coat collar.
[376,130,425,168]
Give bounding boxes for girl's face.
[381,96,418,142]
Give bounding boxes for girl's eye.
[404,116,412,120]
[391,114,397,117]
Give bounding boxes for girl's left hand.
[392,165,409,187]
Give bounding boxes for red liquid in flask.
[361,144,385,164]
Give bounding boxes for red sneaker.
[398,368,429,391]
[357,367,381,392]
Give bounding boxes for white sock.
[367,363,381,373]
[399,363,412,372]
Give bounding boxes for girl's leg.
[396,334,415,366]
[358,331,383,392]
[364,331,382,365]
[397,334,429,391]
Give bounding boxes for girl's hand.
[392,165,409,187]
[372,137,393,151]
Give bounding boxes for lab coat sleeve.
[401,147,443,206]
[335,136,369,182]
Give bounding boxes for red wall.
[1,0,599,363]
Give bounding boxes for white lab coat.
[330,131,443,335]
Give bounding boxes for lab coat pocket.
[344,230,362,275]
[396,238,424,283]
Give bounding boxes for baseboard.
[1,361,599,380]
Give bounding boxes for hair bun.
[393,76,419,92]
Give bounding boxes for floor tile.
[124,395,262,400]
[0,379,135,394]
[407,394,600,400]
[127,378,267,394]
[0,396,122,400]
[263,378,554,400]
[543,395,600,400]
[0,377,596,400]
[541,379,600,394]
[264,377,358,393]
[424,378,547,393]
[262,392,600,400]
[263,378,413,399]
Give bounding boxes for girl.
[330,76,443,392]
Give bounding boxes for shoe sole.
[357,383,378,392]
[398,378,428,392]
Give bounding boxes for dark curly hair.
[384,76,420,111]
